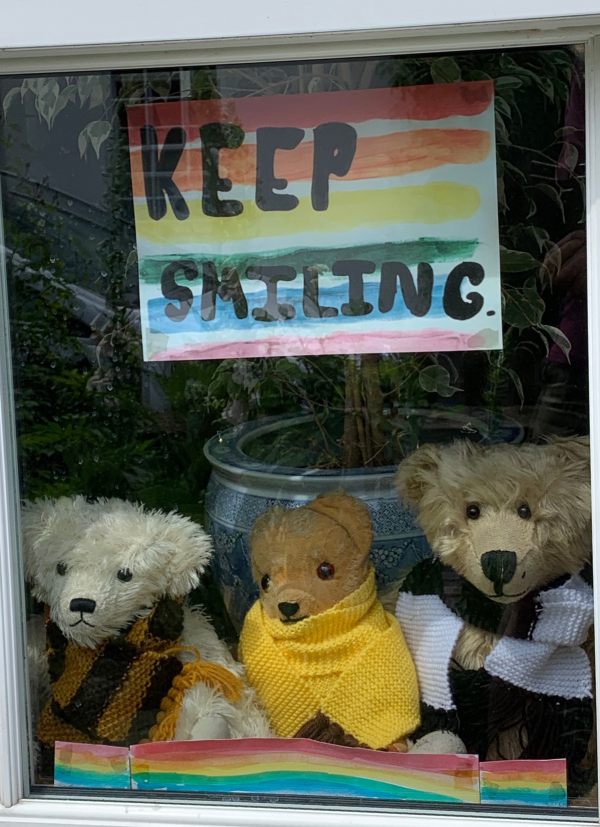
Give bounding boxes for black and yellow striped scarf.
[38,597,242,764]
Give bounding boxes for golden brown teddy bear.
[239,492,421,751]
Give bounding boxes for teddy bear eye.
[517,503,532,520]
[56,562,67,576]
[466,504,481,520]
[260,574,271,591]
[117,568,133,582]
[317,562,335,580]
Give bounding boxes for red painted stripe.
[129,128,491,197]
[126,81,493,145]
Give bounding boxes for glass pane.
[0,46,595,814]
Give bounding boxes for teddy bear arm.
[294,712,368,748]
[454,624,499,671]
[175,682,234,740]
[180,607,241,674]
[410,702,462,743]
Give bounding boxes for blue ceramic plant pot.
[204,410,523,631]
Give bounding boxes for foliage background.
[0,46,587,515]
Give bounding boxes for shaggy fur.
[23,497,271,744]
[397,437,591,600]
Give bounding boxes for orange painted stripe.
[126,82,493,141]
[129,128,490,197]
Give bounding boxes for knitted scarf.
[38,597,242,757]
[395,556,595,795]
[239,570,420,749]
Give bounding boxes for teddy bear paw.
[188,714,232,740]
[408,730,467,754]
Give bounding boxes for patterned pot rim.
[203,410,523,495]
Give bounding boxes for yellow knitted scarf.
[240,570,420,749]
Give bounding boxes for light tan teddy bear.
[394,437,595,798]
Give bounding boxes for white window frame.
[1,13,600,827]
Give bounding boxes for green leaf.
[149,79,172,98]
[500,247,539,273]
[78,128,88,158]
[76,75,111,108]
[559,142,579,174]
[494,96,512,119]
[89,76,111,109]
[495,112,510,145]
[495,76,523,91]
[78,119,112,159]
[2,86,21,117]
[528,226,551,253]
[502,160,528,183]
[430,57,461,84]
[505,367,525,408]
[418,365,459,397]
[503,282,545,330]
[33,78,60,128]
[537,75,556,102]
[541,324,572,362]
[536,183,566,222]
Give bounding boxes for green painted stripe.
[481,786,566,806]
[54,765,130,789]
[139,239,479,284]
[130,769,468,801]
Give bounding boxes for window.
[0,40,597,823]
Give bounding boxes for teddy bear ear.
[156,512,213,598]
[306,493,373,558]
[545,435,590,472]
[20,495,94,599]
[542,435,591,522]
[396,443,444,508]
[20,498,50,590]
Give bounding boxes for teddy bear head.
[22,496,212,647]
[250,492,373,623]
[396,437,591,603]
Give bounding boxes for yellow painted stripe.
[134,182,480,246]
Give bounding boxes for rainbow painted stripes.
[126,81,502,361]
[53,739,568,806]
[479,759,567,807]
[54,741,130,789]
[129,738,479,801]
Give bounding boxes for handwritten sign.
[127,82,501,362]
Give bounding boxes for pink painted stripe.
[150,330,491,361]
[131,738,477,773]
[55,741,129,758]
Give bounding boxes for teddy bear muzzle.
[68,597,97,627]
[480,549,517,596]
[278,600,307,623]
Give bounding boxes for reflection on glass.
[0,47,594,811]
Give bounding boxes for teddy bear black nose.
[278,601,300,619]
[69,598,97,614]
[481,550,517,595]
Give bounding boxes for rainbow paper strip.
[130,738,480,802]
[54,741,131,789]
[479,759,567,807]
